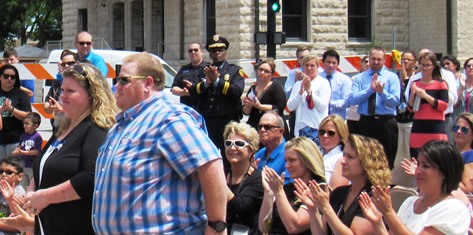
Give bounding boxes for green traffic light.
[271,2,280,12]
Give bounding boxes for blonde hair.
[58,64,118,136]
[285,136,326,183]
[319,114,349,144]
[223,122,260,162]
[302,54,319,67]
[347,134,391,188]
[123,52,165,90]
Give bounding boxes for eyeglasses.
[257,124,280,131]
[420,64,434,68]
[23,122,34,126]
[0,170,17,175]
[465,64,473,69]
[209,48,226,53]
[188,48,199,53]
[257,68,272,74]
[1,74,15,80]
[452,124,470,135]
[78,41,92,46]
[318,129,336,137]
[224,140,249,148]
[61,61,77,67]
[115,76,148,86]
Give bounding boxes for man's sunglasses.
[115,76,147,86]
[0,170,17,175]
[78,41,92,46]
[61,61,77,67]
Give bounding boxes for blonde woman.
[258,136,326,235]
[223,122,263,234]
[296,134,391,235]
[24,64,118,234]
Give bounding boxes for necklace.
[228,164,252,185]
[414,195,448,213]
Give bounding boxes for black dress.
[33,116,107,235]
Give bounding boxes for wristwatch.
[207,220,227,232]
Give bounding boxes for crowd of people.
[0,32,470,235]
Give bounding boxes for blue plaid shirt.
[92,92,221,234]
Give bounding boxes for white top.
[405,69,458,114]
[397,196,470,235]
[323,145,343,183]
[287,76,331,136]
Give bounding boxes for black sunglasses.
[115,76,148,86]
[452,124,469,135]
[78,41,92,46]
[318,129,336,137]
[224,140,249,148]
[0,170,17,175]
[61,61,77,67]
[257,124,280,131]
[188,48,199,53]
[1,74,15,80]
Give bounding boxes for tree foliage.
[0,0,62,49]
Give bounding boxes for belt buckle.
[374,115,381,119]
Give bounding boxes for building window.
[282,0,307,41]
[206,0,216,39]
[348,0,371,41]
[78,9,88,32]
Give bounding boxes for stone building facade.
[61,0,473,66]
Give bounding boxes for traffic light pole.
[267,2,276,58]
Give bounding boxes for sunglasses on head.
[452,124,470,135]
[61,61,77,67]
[224,140,249,148]
[115,76,148,86]
[318,129,336,137]
[78,41,92,46]
[188,48,199,53]
[1,74,15,80]
[0,170,17,175]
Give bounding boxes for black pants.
[355,115,398,169]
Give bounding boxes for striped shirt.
[92,92,221,234]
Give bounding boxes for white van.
[45,49,179,103]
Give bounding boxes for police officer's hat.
[205,35,229,51]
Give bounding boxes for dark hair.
[419,140,464,194]
[3,48,18,59]
[0,156,24,174]
[419,52,442,80]
[322,49,340,64]
[0,64,21,88]
[402,49,417,61]
[60,49,79,61]
[464,57,473,70]
[25,112,41,126]
[441,55,461,72]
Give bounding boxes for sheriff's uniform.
[188,35,244,172]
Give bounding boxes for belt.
[361,114,395,120]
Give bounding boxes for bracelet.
[10,107,14,113]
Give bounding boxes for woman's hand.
[0,202,34,234]
[401,157,417,176]
[308,180,331,211]
[262,166,284,195]
[294,178,316,210]
[371,186,395,216]
[359,192,383,224]
[23,189,51,215]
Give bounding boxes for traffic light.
[269,0,281,13]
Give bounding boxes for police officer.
[188,35,245,173]
[171,42,210,109]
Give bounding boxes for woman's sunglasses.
[452,124,469,135]
[224,140,249,148]
[318,129,336,137]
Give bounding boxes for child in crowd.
[11,112,42,187]
[0,156,26,234]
